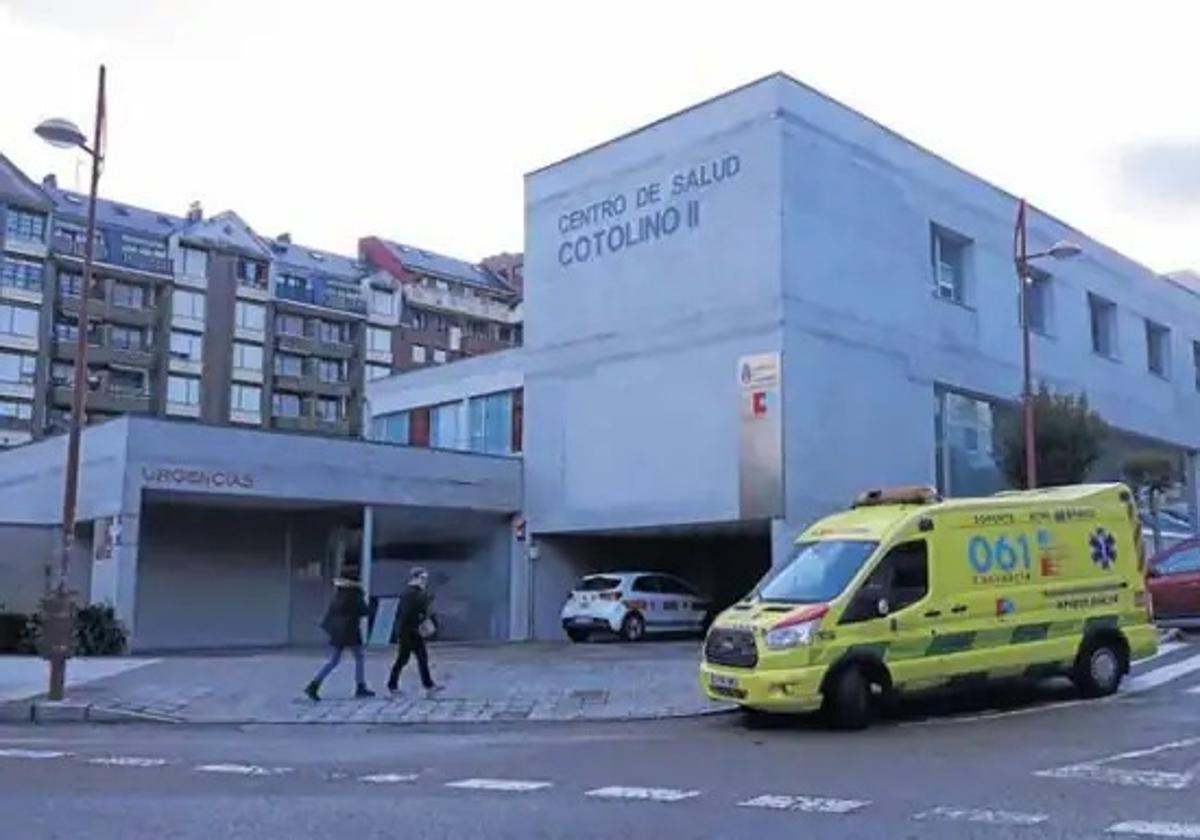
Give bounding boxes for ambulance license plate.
[710,674,739,691]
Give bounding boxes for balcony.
[52,233,173,276]
[0,413,32,432]
[0,273,45,305]
[403,282,522,324]
[275,331,318,355]
[276,283,367,315]
[237,275,270,301]
[461,333,512,356]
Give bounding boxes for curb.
[0,700,181,725]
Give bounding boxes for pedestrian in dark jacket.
[387,567,443,696]
[305,574,375,701]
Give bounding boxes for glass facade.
[935,388,1009,498]
[469,392,514,455]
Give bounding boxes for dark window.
[631,576,661,593]
[0,257,45,290]
[1146,320,1171,378]
[273,354,303,377]
[4,209,47,242]
[110,326,146,351]
[237,258,266,284]
[658,576,698,596]
[275,314,305,336]
[409,407,431,447]
[841,540,929,625]
[111,282,146,310]
[272,392,302,418]
[1089,293,1118,358]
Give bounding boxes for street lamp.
[34,64,106,701]
[1014,198,1082,490]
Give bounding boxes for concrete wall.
[0,523,91,614]
[368,348,524,414]
[523,80,785,534]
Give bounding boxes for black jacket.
[395,584,432,640]
[320,581,369,648]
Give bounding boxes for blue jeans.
[312,645,365,686]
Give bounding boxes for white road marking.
[0,748,69,759]
[445,778,552,792]
[1125,654,1200,693]
[195,763,293,777]
[1036,736,1200,790]
[914,806,1048,825]
[360,773,419,784]
[1108,821,1200,837]
[1135,641,1187,666]
[587,786,700,803]
[1189,686,1200,694]
[739,794,868,814]
[86,756,169,768]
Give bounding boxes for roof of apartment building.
[362,235,516,295]
[263,233,369,283]
[0,154,53,210]
[176,209,275,259]
[42,177,183,237]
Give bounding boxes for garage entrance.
[529,522,771,640]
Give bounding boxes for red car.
[1148,538,1200,626]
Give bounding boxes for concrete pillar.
[508,518,531,641]
[89,510,139,638]
[1188,452,1200,536]
[770,518,800,568]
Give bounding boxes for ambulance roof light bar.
[853,486,941,508]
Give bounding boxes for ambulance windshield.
[753,540,879,604]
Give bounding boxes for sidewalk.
[0,656,159,703]
[0,641,730,725]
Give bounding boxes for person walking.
[305,572,375,701]
[387,567,442,697]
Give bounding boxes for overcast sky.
[1,0,1197,272]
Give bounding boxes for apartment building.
[0,156,522,446]
[360,236,523,372]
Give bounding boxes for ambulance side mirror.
[876,598,890,617]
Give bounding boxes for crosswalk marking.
[1135,641,1187,666]
[1036,736,1200,790]
[1125,654,1200,694]
[195,763,293,777]
[914,806,1048,825]
[1108,821,1200,837]
[360,773,419,784]
[446,778,552,792]
[87,756,169,768]
[0,748,69,759]
[587,786,700,803]
[739,794,869,814]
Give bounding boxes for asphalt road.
[3,636,1200,839]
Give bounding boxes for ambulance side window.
[840,540,929,624]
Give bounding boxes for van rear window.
[578,576,621,592]
[753,540,878,604]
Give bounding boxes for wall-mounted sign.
[140,466,255,490]
[738,352,783,519]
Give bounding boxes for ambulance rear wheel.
[1073,638,1125,698]
[620,613,645,642]
[824,666,872,730]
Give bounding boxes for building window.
[4,209,47,243]
[120,235,167,264]
[272,391,302,418]
[180,246,207,279]
[1089,293,1119,359]
[411,344,427,364]
[277,274,308,295]
[230,384,262,418]
[433,349,447,364]
[110,325,147,351]
[1146,320,1171,379]
[0,351,37,385]
[366,363,391,381]
[111,281,146,310]
[108,367,147,396]
[167,375,200,407]
[498,325,513,344]
[1194,341,1200,393]
[169,330,203,362]
[1021,269,1053,335]
[315,396,342,422]
[317,358,345,383]
[235,301,265,332]
[404,308,427,330]
[319,320,348,344]
[58,272,82,298]
[430,402,461,449]
[368,327,391,354]
[930,224,971,305]
[432,313,449,333]
[370,411,409,444]
[0,398,33,421]
[370,289,395,317]
[232,342,262,372]
[0,257,45,291]
[51,362,75,386]
[935,388,1009,498]
[236,258,266,285]
[274,353,304,377]
[470,320,489,338]
[0,303,39,338]
[468,392,514,455]
[172,288,206,322]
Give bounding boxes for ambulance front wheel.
[824,666,873,730]
[1073,637,1127,698]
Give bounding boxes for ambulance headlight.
[765,619,819,650]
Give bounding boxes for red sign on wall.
[752,391,767,416]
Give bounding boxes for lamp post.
[34,64,106,701]
[1013,198,1082,490]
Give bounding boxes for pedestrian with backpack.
[305,571,375,701]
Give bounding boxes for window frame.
[930,223,972,306]
[1145,319,1172,379]
[1088,292,1119,360]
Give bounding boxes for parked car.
[1148,538,1200,627]
[560,572,712,642]
[1140,510,1193,551]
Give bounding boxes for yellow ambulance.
[701,483,1156,728]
